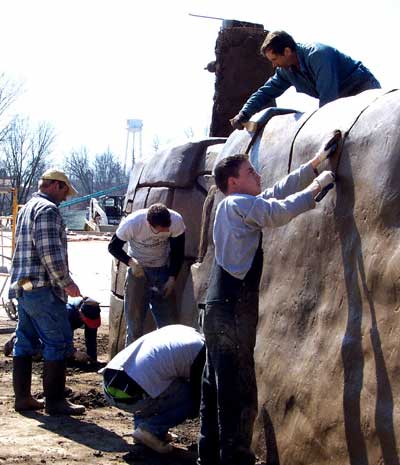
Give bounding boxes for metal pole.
[188,13,224,21]
[131,132,136,169]
[124,129,130,174]
[11,187,18,255]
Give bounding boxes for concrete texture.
[196,89,400,465]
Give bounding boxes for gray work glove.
[163,276,176,297]
[128,258,145,278]
[230,112,247,130]
[315,171,335,190]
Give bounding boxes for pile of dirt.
[69,388,108,409]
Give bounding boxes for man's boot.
[43,360,85,415]
[13,356,44,411]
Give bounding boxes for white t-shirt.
[116,208,185,267]
[106,325,205,398]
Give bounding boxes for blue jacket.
[241,42,380,117]
[67,299,98,360]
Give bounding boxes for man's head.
[79,297,101,329]
[147,203,171,233]
[260,31,298,69]
[214,154,261,196]
[39,169,78,203]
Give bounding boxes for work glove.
[315,171,335,190]
[230,112,247,130]
[163,276,176,297]
[314,171,336,202]
[315,130,342,163]
[128,257,145,278]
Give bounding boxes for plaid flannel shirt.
[9,192,73,302]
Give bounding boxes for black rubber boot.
[13,356,44,411]
[43,360,85,415]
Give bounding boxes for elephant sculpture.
[110,88,400,465]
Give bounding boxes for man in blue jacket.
[231,30,380,129]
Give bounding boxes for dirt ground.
[0,239,200,465]
[0,238,266,465]
[0,324,200,465]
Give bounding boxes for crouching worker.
[102,324,205,454]
[67,296,101,363]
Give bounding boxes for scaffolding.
[0,179,19,320]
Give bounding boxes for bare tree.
[63,147,93,195]
[93,149,127,192]
[0,117,55,205]
[0,73,22,144]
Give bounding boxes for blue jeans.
[198,258,261,465]
[124,265,175,345]
[103,378,195,439]
[14,287,73,360]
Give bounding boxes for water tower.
[124,119,143,173]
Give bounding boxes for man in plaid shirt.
[10,169,85,415]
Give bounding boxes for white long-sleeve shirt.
[213,161,316,279]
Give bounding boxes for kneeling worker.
[4,297,101,363]
[102,324,205,454]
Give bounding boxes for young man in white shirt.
[108,203,186,345]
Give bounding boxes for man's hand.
[163,276,176,297]
[306,171,335,198]
[65,282,81,297]
[315,171,335,190]
[128,258,145,278]
[311,130,342,168]
[230,112,247,130]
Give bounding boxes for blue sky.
[0,0,398,169]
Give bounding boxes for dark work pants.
[198,248,262,465]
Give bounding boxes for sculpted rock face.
[196,89,400,464]
[109,89,400,464]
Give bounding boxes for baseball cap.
[80,298,101,329]
[40,169,78,197]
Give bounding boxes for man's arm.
[246,171,333,229]
[108,234,130,265]
[34,208,75,289]
[163,232,185,297]
[168,232,185,277]
[108,233,145,278]
[231,71,291,128]
[262,133,339,200]
[262,162,317,201]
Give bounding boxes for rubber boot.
[43,360,85,415]
[13,356,44,411]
